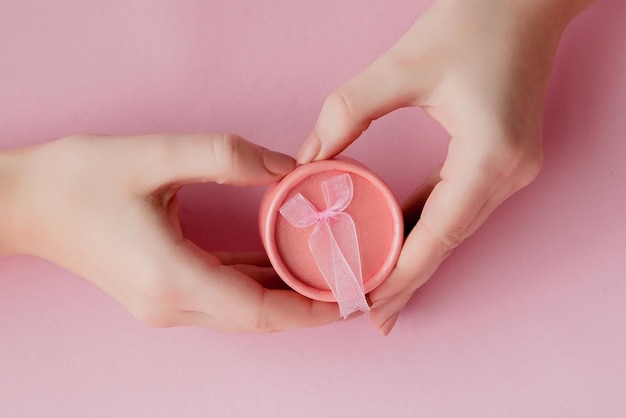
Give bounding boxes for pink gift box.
[259,158,403,316]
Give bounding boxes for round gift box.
[259,158,403,302]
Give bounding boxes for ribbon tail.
[310,219,369,319]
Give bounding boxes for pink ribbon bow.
[279,173,369,318]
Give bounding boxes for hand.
[0,134,339,331]
[297,0,594,334]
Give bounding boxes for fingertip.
[368,294,393,310]
[296,131,321,164]
[261,149,296,177]
[369,293,411,335]
[345,310,365,321]
[378,312,400,336]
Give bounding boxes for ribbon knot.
[279,173,369,318]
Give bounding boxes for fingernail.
[262,150,296,176]
[369,295,393,310]
[379,312,400,336]
[296,132,321,164]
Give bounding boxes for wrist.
[439,0,596,33]
[513,0,597,34]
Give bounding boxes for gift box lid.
[259,158,403,306]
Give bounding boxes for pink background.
[1,1,625,416]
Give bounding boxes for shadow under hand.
[177,182,268,253]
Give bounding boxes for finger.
[136,133,296,188]
[297,51,431,164]
[416,135,541,251]
[178,241,340,331]
[369,174,529,335]
[229,264,289,290]
[182,301,363,332]
[369,135,541,334]
[402,165,442,237]
[194,271,340,332]
[369,221,448,333]
[457,151,541,239]
[185,289,340,332]
[368,139,510,332]
[212,251,272,267]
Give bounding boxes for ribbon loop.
[279,173,369,318]
[322,172,353,213]
[279,193,319,228]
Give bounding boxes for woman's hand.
[297,0,595,334]
[0,134,339,331]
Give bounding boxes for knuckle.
[132,304,171,328]
[385,48,411,71]
[150,135,186,173]
[384,48,421,80]
[131,277,183,328]
[213,133,240,156]
[325,85,371,133]
[421,221,463,258]
[251,290,275,332]
[211,133,245,181]
[476,125,543,189]
[333,85,357,118]
[439,225,465,251]
[493,137,543,190]
[517,149,543,188]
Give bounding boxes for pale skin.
[297,0,597,334]
[1,0,596,333]
[0,134,340,331]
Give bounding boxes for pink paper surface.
[265,164,401,300]
[1,1,625,417]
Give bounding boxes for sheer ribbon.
[279,174,369,318]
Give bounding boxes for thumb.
[142,133,296,188]
[297,52,426,164]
